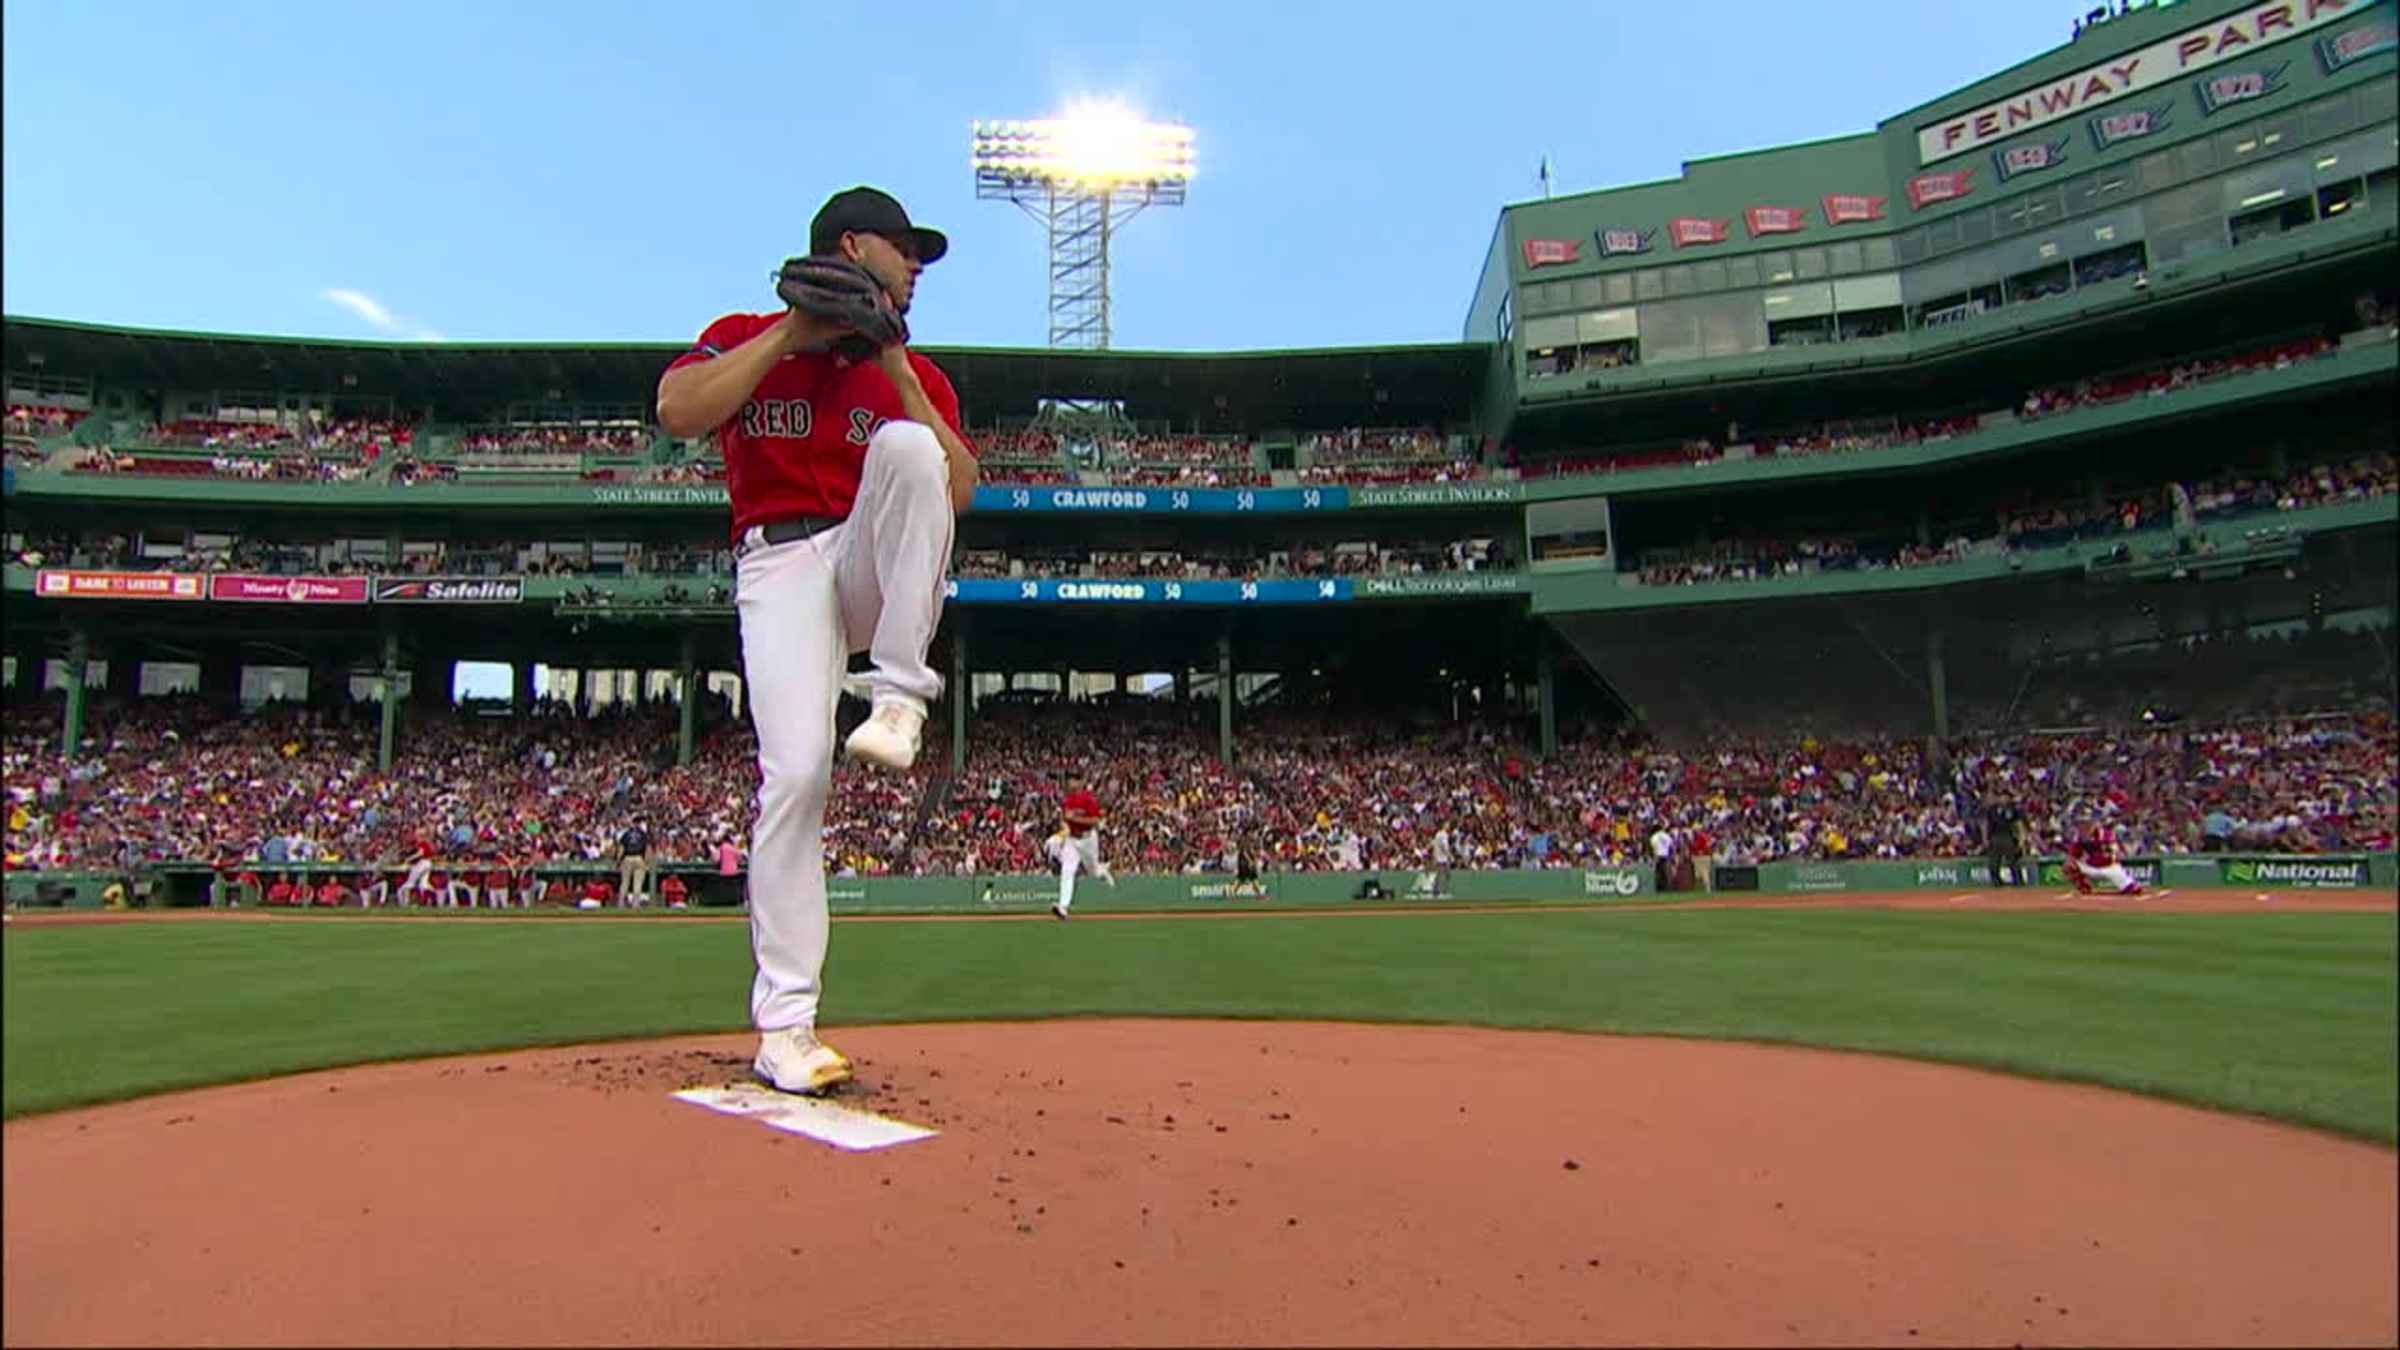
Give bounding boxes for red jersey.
[1062,790,1103,837]
[666,311,974,538]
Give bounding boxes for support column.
[676,633,698,768]
[62,630,90,761]
[1216,633,1233,767]
[412,652,448,711]
[514,658,537,715]
[1926,622,1951,769]
[201,646,241,710]
[311,651,345,711]
[950,625,968,775]
[1536,645,1558,760]
[378,629,400,774]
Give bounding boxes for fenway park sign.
[1915,0,2370,164]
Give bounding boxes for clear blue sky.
[5,1,2071,353]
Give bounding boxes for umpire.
[1983,795,2028,887]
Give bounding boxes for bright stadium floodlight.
[972,101,1194,350]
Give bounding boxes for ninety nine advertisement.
[1580,868,1647,898]
[208,574,372,604]
[34,570,204,601]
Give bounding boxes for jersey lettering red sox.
[667,310,974,538]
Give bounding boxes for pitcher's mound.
[5,1019,2393,1346]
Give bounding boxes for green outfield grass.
[4,908,2394,1143]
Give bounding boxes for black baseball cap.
[810,186,949,264]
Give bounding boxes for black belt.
[746,516,841,551]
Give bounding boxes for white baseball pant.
[1048,830,1110,912]
[398,859,433,905]
[737,420,953,1034]
[2073,858,2143,894]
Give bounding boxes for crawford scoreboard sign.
[1915,0,2376,165]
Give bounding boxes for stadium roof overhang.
[2,316,1490,429]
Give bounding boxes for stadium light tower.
[971,102,1194,350]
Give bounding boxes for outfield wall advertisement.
[9,854,2388,910]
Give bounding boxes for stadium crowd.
[7,648,2391,885]
[6,404,88,437]
[1635,450,2397,588]
[453,425,650,457]
[1519,320,2372,481]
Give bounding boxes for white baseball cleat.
[844,699,924,771]
[753,1026,854,1095]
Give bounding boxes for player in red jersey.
[655,186,977,1096]
[2068,820,2146,896]
[1044,782,1117,920]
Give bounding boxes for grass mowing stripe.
[4,910,2392,1143]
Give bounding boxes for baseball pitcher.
[656,185,979,1095]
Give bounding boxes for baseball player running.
[656,185,978,1095]
[1046,783,1116,919]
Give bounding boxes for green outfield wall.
[9,854,2390,912]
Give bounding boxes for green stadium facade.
[4,0,2395,776]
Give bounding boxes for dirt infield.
[6,883,2394,930]
[5,890,2395,1345]
[4,1018,2395,1347]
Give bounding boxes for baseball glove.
[775,256,908,361]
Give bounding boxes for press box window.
[2004,260,2071,304]
[1912,283,2001,329]
[2315,178,2363,220]
[1764,283,1835,347]
[2368,167,2398,211]
[2230,191,2316,246]
[2071,241,2147,287]
[1832,273,1903,342]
